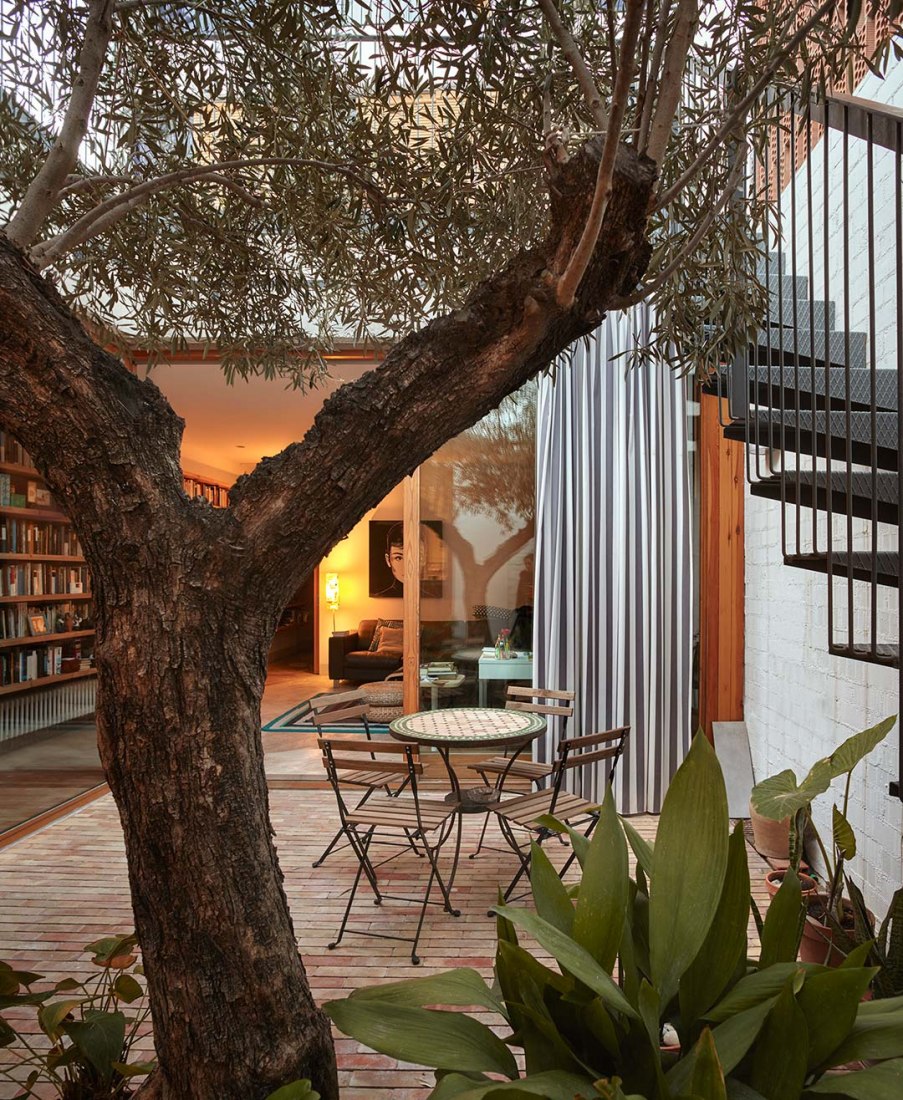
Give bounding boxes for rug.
[261,698,390,736]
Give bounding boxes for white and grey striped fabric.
[534,307,693,814]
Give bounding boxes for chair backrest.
[308,690,371,735]
[548,726,630,812]
[318,737,424,822]
[506,685,575,740]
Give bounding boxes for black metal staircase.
[709,90,903,797]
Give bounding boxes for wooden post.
[403,470,421,713]
[698,391,745,741]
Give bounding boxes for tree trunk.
[94,564,338,1098]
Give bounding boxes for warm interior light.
[325,572,340,633]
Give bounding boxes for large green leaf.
[535,816,590,869]
[750,761,833,822]
[681,824,751,1027]
[690,1028,728,1100]
[265,1082,320,1100]
[669,998,778,1093]
[346,967,506,1017]
[573,785,628,974]
[38,997,88,1040]
[63,1009,127,1083]
[824,1001,903,1067]
[705,965,808,1023]
[621,819,654,877]
[650,733,729,1008]
[431,1070,600,1099]
[748,983,808,1099]
[490,906,638,1020]
[804,1058,903,1098]
[530,841,575,936]
[325,1001,518,1078]
[826,716,896,779]
[831,807,856,860]
[758,867,804,969]
[796,966,876,1071]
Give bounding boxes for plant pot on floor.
[765,869,818,899]
[749,800,790,861]
[799,897,875,968]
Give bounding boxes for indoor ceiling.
[147,354,379,481]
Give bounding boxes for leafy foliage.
[1,2,899,385]
[326,733,903,1098]
[0,933,155,1098]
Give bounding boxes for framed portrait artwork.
[369,520,445,598]
[28,613,48,636]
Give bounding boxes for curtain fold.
[534,308,693,814]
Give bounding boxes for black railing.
[723,89,903,798]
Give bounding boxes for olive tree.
[0,1,895,1095]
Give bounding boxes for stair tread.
[749,366,898,412]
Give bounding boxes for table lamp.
[325,572,340,633]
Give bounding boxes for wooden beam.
[698,391,745,740]
[403,471,421,713]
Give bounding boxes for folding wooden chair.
[492,725,630,900]
[309,690,410,870]
[467,685,575,857]
[319,738,461,964]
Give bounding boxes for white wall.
[746,60,902,914]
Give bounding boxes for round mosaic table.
[389,707,546,812]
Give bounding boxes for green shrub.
[326,734,903,1099]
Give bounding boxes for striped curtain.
[534,307,693,814]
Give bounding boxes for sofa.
[328,618,492,684]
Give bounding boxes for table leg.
[478,677,487,707]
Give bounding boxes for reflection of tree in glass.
[424,385,535,616]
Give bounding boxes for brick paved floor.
[0,791,770,1098]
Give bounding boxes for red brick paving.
[0,792,769,1097]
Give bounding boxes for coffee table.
[389,706,546,813]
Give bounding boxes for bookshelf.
[183,470,230,508]
[0,431,95,696]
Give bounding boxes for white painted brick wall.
[746,61,902,916]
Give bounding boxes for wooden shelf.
[0,461,42,478]
[0,505,68,521]
[0,668,96,697]
[0,592,92,605]
[0,630,94,651]
[0,553,85,563]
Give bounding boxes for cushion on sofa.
[368,618,403,652]
[375,625,403,652]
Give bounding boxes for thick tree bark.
[0,135,655,1098]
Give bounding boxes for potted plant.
[751,715,896,968]
[325,733,903,1097]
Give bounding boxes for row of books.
[0,646,65,685]
[0,473,54,510]
[1,564,89,598]
[0,431,32,468]
[0,600,92,641]
[0,518,82,557]
[184,477,229,508]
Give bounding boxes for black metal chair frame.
[308,690,412,870]
[468,685,576,859]
[493,725,630,902]
[319,737,462,964]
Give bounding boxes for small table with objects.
[389,706,546,813]
[477,648,533,706]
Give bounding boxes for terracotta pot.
[799,898,874,968]
[765,869,818,899]
[749,800,790,860]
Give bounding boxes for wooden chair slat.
[335,770,405,788]
[328,756,417,776]
[506,685,575,701]
[317,737,412,754]
[469,756,554,780]
[560,745,621,769]
[559,726,630,750]
[311,703,370,725]
[506,700,574,717]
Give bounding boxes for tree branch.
[654,0,836,210]
[614,144,746,306]
[537,0,609,132]
[637,0,674,150]
[643,0,699,165]
[555,0,645,309]
[59,174,135,198]
[31,157,389,268]
[4,0,115,248]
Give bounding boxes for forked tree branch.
[4,0,115,248]
[537,0,609,132]
[555,0,645,308]
[31,158,389,268]
[637,0,674,150]
[654,0,836,209]
[643,0,698,165]
[614,143,746,306]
